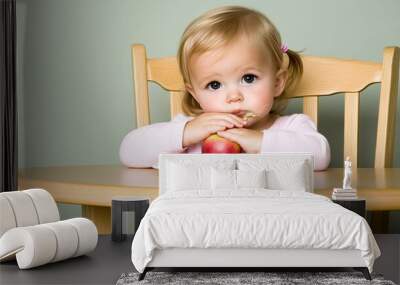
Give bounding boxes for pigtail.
[285,49,304,95]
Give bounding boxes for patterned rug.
[116,271,396,285]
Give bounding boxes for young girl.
[120,6,330,171]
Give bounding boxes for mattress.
[131,190,380,273]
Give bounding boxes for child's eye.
[206,81,221,90]
[242,74,257,84]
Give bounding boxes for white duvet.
[131,190,380,273]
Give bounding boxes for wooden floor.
[0,235,398,285]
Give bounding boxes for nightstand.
[111,196,150,242]
[332,198,366,218]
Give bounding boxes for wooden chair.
[131,44,399,169]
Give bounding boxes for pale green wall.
[16,0,400,228]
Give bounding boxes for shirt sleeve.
[260,114,331,171]
[119,114,191,168]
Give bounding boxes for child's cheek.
[197,94,221,112]
[249,92,275,114]
[201,102,218,112]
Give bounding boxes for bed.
[131,153,380,281]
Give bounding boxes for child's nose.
[226,89,243,103]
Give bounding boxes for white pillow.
[167,162,210,191]
[211,168,267,190]
[236,169,267,189]
[237,158,310,191]
[266,161,308,191]
[167,160,236,192]
[211,168,236,190]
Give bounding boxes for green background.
[16,0,400,230]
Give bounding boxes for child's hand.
[216,128,263,153]
[183,113,246,147]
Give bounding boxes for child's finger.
[220,128,245,134]
[212,114,245,127]
[217,130,240,143]
[205,112,245,127]
[208,124,231,134]
[225,113,246,126]
[209,119,235,129]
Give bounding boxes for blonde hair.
[177,6,303,116]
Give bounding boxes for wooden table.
[18,166,400,234]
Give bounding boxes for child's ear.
[185,83,197,100]
[273,69,288,98]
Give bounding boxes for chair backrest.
[131,44,399,168]
[0,189,60,237]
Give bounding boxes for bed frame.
[140,248,371,280]
[138,154,372,281]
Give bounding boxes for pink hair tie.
[281,44,288,53]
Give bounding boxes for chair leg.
[138,268,148,281]
[354,267,371,280]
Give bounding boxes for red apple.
[201,134,241,153]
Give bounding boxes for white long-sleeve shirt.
[119,113,331,171]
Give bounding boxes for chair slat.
[147,57,184,92]
[132,44,151,127]
[375,47,399,168]
[170,91,185,118]
[303,97,319,127]
[344,92,360,169]
[288,56,382,98]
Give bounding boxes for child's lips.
[232,110,247,117]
